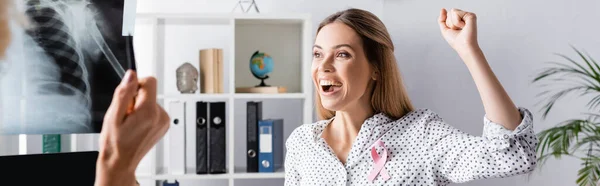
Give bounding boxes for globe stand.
[252,73,270,87]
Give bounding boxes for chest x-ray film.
[0,0,133,134]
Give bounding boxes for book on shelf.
[199,48,224,93]
[246,102,286,173]
[208,101,227,174]
[246,101,263,172]
[195,101,227,174]
[236,86,287,93]
[166,100,186,175]
[258,119,284,173]
[196,101,209,174]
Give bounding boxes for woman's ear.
[371,70,378,80]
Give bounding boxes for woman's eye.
[337,52,350,58]
[313,52,322,58]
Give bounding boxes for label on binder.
[259,126,272,153]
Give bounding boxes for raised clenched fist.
[438,8,479,54]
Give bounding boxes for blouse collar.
[312,112,393,142]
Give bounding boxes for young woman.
[284,8,537,185]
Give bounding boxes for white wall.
[383,0,600,186]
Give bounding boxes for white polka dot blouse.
[284,107,537,185]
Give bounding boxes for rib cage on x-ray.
[0,0,127,134]
[25,0,91,99]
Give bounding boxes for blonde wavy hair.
[315,8,414,121]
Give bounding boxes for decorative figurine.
[232,0,260,13]
[249,50,274,87]
[176,62,199,93]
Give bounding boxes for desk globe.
[249,50,274,87]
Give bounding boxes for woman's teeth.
[319,80,342,92]
[319,80,342,86]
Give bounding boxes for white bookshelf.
[158,93,308,100]
[132,12,313,185]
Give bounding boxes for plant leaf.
[532,52,600,118]
[533,64,595,84]
[574,135,600,151]
[537,119,595,161]
[584,50,600,75]
[588,94,600,111]
[577,155,600,186]
[571,45,600,81]
[537,86,595,119]
[554,52,593,79]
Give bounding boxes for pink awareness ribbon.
[367,139,390,182]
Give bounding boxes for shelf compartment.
[157,18,233,95]
[232,99,304,176]
[234,18,305,94]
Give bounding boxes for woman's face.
[312,22,374,112]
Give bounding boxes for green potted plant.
[534,46,600,186]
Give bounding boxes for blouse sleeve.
[284,130,302,186]
[427,107,538,184]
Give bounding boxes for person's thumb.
[104,70,139,124]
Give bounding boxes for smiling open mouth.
[320,80,342,93]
